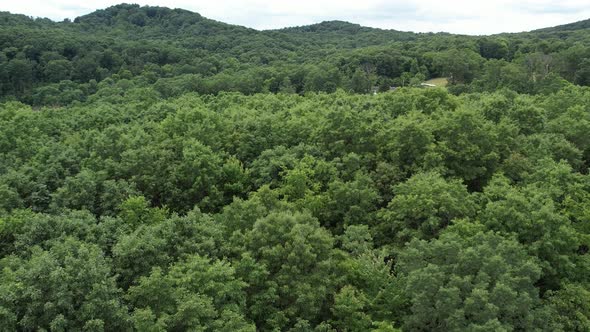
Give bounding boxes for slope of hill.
[0,3,588,105]
[535,18,590,32]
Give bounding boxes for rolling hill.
[0,3,588,105]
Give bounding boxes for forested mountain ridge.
[1,3,590,331]
[1,3,590,106]
[535,18,590,32]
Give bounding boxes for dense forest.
[1,3,590,105]
[1,3,590,331]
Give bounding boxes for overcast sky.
[3,0,590,35]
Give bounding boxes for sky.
[2,0,590,35]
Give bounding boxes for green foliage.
[376,172,476,246]
[0,238,130,331]
[236,211,340,330]
[430,49,484,84]
[127,255,254,331]
[1,8,590,329]
[479,174,586,290]
[396,224,552,331]
[1,4,590,105]
[546,283,590,331]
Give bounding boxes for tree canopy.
[0,4,590,331]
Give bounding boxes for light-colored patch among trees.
[424,77,449,87]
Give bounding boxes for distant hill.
[534,18,590,32]
[0,3,589,105]
[67,4,417,46]
[71,3,256,36]
[279,21,373,33]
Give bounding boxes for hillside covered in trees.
[1,3,590,331]
[2,3,590,106]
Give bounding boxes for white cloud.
[2,0,590,35]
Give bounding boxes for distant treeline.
[1,4,590,106]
